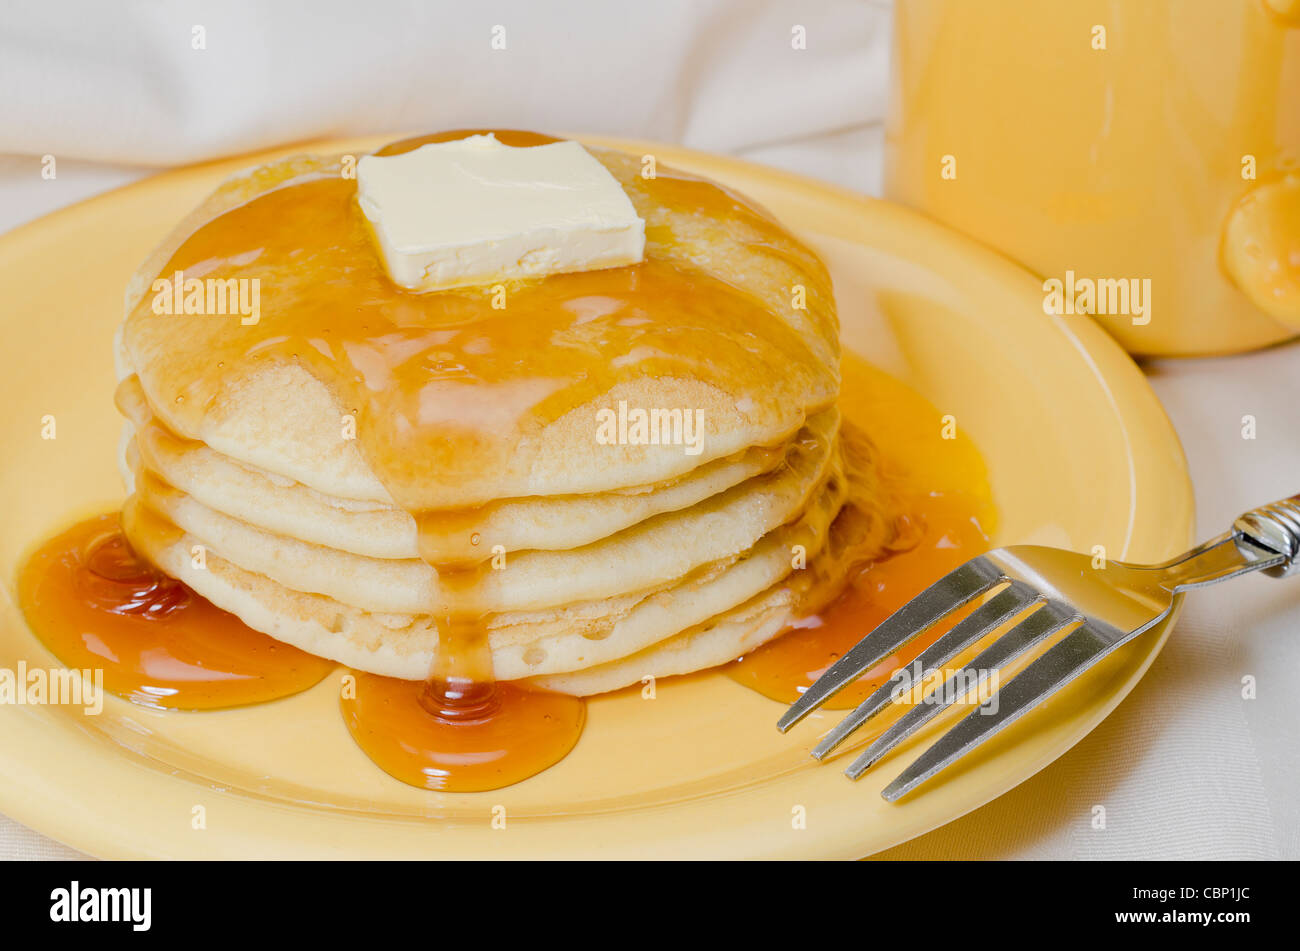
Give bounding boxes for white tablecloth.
[1,0,1295,860]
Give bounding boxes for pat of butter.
[356,134,646,291]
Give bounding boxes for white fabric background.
[1,0,1295,860]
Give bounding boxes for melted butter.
[17,514,335,710]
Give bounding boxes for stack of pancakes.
[113,135,873,696]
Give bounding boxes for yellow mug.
[885,0,1300,357]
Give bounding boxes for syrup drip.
[420,558,496,719]
[341,674,585,792]
[340,511,584,791]
[18,514,335,710]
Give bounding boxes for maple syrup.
[728,491,990,709]
[341,674,585,792]
[17,514,335,710]
[17,356,990,785]
[729,358,994,714]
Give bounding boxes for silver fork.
[778,495,1300,801]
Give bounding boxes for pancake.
[124,435,841,615]
[118,369,840,560]
[113,130,857,698]
[116,141,839,510]
[532,492,891,695]
[532,582,803,695]
[121,470,850,685]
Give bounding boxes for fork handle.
[1234,495,1300,578]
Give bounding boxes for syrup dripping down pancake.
[119,457,852,686]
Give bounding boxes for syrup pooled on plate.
[341,674,585,793]
[17,514,335,710]
[18,509,587,791]
[728,491,990,708]
[729,358,995,711]
[340,548,584,793]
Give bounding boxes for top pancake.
[115,132,840,510]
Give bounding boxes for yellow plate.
[0,136,1193,859]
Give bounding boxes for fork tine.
[811,580,1040,759]
[777,556,1005,732]
[844,599,1080,778]
[880,616,1131,801]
